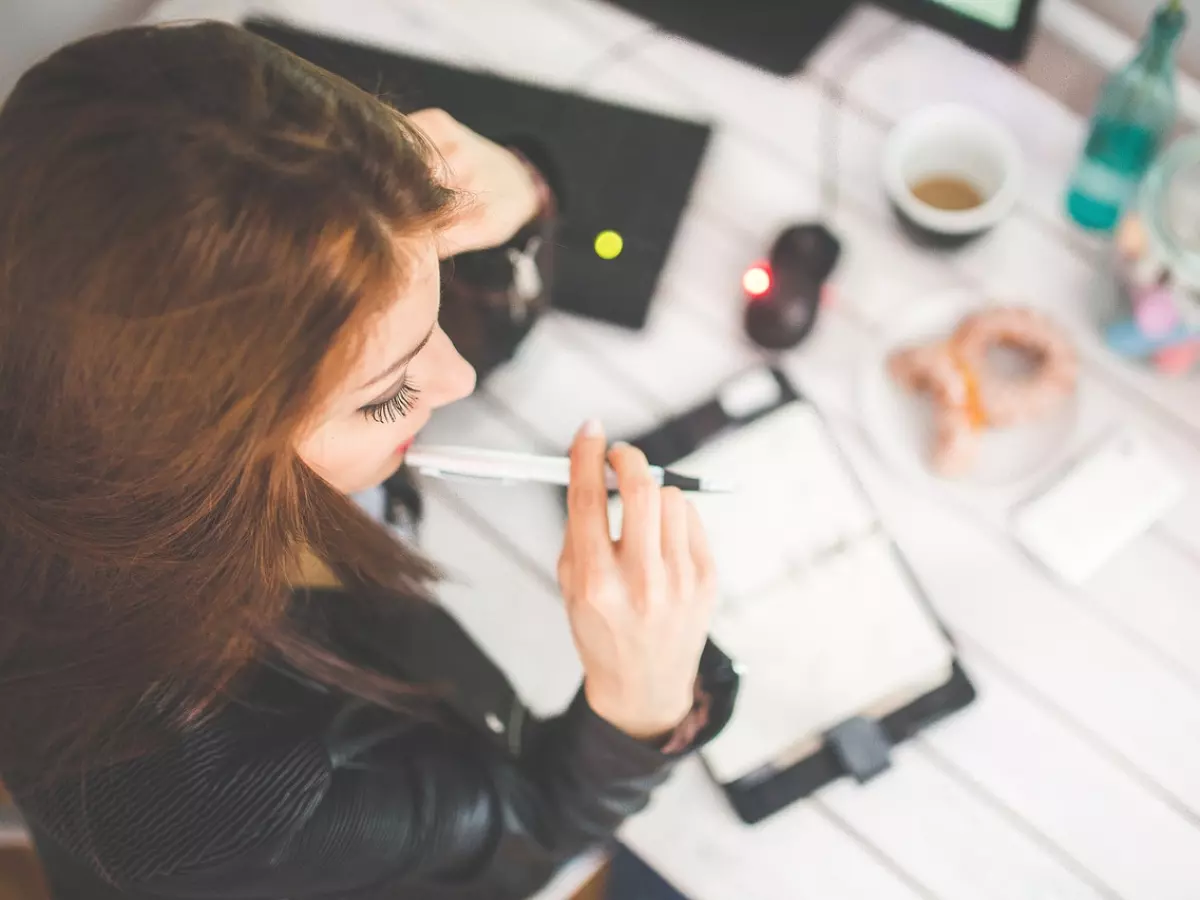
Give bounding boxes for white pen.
[405,446,735,493]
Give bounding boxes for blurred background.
[3,1,1198,105]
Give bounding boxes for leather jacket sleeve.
[133,646,736,900]
[259,630,737,900]
[252,691,694,899]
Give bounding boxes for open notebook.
[610,401,954,786]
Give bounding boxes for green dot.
[594,230,624,260]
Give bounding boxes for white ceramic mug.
[883,104,1023,247]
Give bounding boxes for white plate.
[858,291,1080,487]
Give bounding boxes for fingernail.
[580,418,604,438]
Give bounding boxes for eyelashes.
[360,379,421,424]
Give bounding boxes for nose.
[448,350,477,402]
[427,327,476,410]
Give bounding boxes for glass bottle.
[1065,0,1187,233]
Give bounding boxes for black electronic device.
[602,0,856,74]
[743,224,843,351]
[880,0,1043,61]
[244,19,713,331]
[602,0,1043,73]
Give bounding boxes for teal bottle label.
[1068,119,1164,231]
[1070,158,1139,207]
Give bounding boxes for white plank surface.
[818,748,1113,900]
[924,651,1200,900]
[620,760,930,900]
[144,1,1200,896]
[842,422,1200,816]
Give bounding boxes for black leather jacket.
[13,590,738,900]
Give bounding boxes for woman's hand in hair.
[558,420,718,742]
[409,108,542,257]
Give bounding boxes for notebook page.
[609,404,879,601]
[701,531,954,784]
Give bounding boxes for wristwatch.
[438,144,559,382]
[504,148,556,324]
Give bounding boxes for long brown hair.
[0,22,458,778]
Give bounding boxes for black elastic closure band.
[825,716,893,784]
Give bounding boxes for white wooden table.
[150,2,1200,897]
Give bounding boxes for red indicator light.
[742,265,772,298]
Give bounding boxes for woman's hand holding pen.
[558,420,718,741]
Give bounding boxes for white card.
[1012,432,1187,586]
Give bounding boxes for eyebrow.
[358,324,436,392]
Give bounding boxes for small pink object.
[1153,339,1200,376]
[1133,284,1182,338]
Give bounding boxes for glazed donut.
[951,307,1078,427]
[889,306,1078,477]
[888,345,981,476]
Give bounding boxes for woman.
[0,21,736,900]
